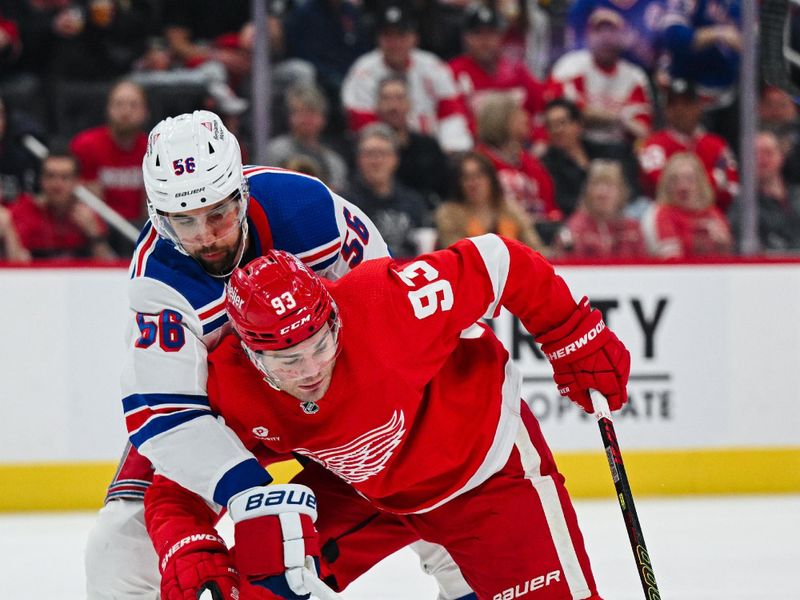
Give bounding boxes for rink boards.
[1,260,799,510]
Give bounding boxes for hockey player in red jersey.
[145,235,630,599]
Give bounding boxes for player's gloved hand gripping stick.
[538,297,660,598]
[591,390,661,600]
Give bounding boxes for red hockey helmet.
[226,251,340,352]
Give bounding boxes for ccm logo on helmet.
[244,489,317,512]
[227,285,245,311]
[280,314,311,335]
[545,321,605,360]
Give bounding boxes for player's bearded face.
[255,326,339,404]
[167,196,245,275]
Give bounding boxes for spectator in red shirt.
[554,159,647,258]
[641,151,733,258]
[638,78,739,211]
[475,91,560,224]
[550,8,653,148]
[449,4,549,141]
[341,4,473,153]
[69,79,149,255]
[10,154,115,260]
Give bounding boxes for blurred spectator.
[435,151,545,251]
[9,153,115,260]
[266,84,348,192]
[554,159,646,258]
[660,0,741,146]
[69,79,148,255]
[566,0,666,72]
[759,85,800,185]
[375,74,449,209]
[284,0,372,129]
[539,96,643,217]
[344,123,433,257]
[475,92,560,222]
[728,131,800,253]
[0,204,30,262]
[641,151,733,258]
[638,78,738,211]
[0,8,21,72]
[52,0,154,81]
[341,4,473,153]
[497,0,553,80]
[5,1,154,83]
[131,0,251,116]
[281,153,325,180]
[0,95,44,204]
[551,8,653,148]
[449,3,549,141]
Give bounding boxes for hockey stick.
[302,566,345,600]
[590,390,661,600]
[195,568,343,600]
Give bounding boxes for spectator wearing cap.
[566,0,667,73]
[449,3,550,145]
[550,7,653,150]
[266,83,349,192]
[344,123,434,257]
[341,4,473,153]
[375,75,449,209]
[638,78,738,212]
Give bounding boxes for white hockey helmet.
[143,110,249,259]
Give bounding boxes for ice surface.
[1,495,797,599]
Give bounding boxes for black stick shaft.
[596,414,662,600]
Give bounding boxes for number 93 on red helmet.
[226,251,341,395]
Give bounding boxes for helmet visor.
[244,322,341,387]
[155,191,247,275]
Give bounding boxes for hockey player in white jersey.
[84,110,475,600]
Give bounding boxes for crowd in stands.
[1,0,798,264]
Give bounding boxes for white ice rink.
[1,494,797,599]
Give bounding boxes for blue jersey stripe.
[130,409,210,448]
[213,458,273,506]
[123,392,210,413]
[202,313,229,336]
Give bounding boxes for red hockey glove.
[537,296,630,413]
[228,484,320,600]
[158,532,240,600]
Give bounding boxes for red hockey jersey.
[206,235,576,514]
[638,128,739,211]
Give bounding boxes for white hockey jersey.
[121,166,390,506]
